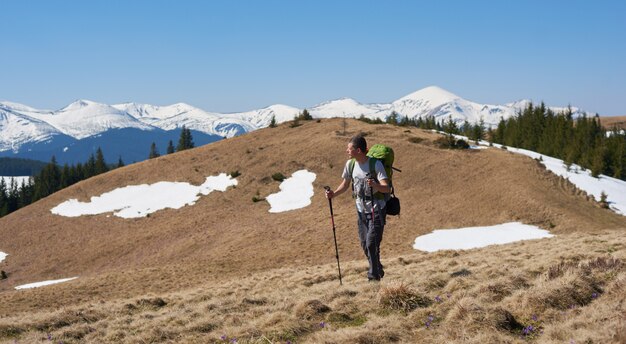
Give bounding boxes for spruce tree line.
[148,125,194,159]
[358,112,486,141]
[489,103,625,179]
[362,102,626,181]
[0,147,118,217]
[1,127,198,217]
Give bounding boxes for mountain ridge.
[1,86,590,161]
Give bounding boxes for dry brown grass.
[599,115,626,130]
[377,282,431,312]
[1,229,624,343]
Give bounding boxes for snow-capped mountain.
[1,86,592,162]
[392,86,461,116]
[0,104,64,152]
[225,104,301,129]
[114,102,262,138]
[26,100,156,139]
[309,98,390,119]
[389,86,513,126]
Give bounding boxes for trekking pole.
[367,174,376,228]
[367,173,383,279]
[324,186,343,285]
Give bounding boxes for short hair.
[349,134,367,152]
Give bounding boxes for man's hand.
[367,178,390,194]
[324,186,334,200]
[326,179,349,200]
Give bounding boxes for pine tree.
[60,164,71,188]
[33,156,61,201]
[94,147,108,175]
[149,142,160,159]
[177,126,194,151]
[399,115,411,126]
[117,156,125,168]
[18,179,33,208]
[75,163,85,180]
[0,179,7,217]
[84,153,96,178]
[269,115,277,128]
[444,116,459,134]
[187,128,195,149]
[473,118,485,142]
[166,140,175,154]
[591,144,605,178]
[6,179,19,213]
[460,120,470,138]
[301,109,312,120]
[386,111,399,125]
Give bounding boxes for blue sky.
[1,0,625,115]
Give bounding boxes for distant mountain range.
[0,86,587,164]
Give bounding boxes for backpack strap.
[368,157,376,180]
[349,158,356,198]
[368,158,386,200]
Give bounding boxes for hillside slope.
[1,228,624,343]
[600,115,626,130]
[1,119,625,315]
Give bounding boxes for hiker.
[325,134,391,281]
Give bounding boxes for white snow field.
[446,132,626,217]
[266,170,316,213]
[14,277,79,290]
[0,251,7,263]
[51,173,237,218]
[413,222,554,252]
[490,143,626,216]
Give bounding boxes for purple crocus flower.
[522,325,535,336]
[320,321,326,328]
[592,293,598,299]
[532,314,538,321]
[220,335,227,341]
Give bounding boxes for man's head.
[347,134,367,160]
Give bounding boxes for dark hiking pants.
[357,207,386,280]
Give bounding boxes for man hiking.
[325,134,391,281]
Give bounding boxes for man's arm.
[326,178,350,199]
[368,178,391,194]
[368,160,391,194]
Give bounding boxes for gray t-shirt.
[342,158,388,213]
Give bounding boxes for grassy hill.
[599,115,626,130]
[0,118,624,343]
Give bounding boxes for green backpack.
[349,144,401,215]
